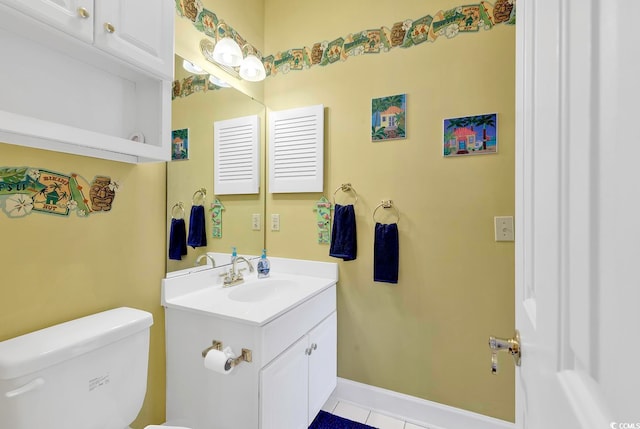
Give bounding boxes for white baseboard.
[331,378,515,429]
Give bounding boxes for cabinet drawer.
[261,285,336,365]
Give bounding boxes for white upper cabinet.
[0,0,173,163]
[0,0,94,42]
[94,0,173,80]
[0,0,173,79]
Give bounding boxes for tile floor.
[322,397,430,429]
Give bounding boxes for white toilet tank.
[0,307,153,429]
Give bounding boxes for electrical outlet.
[271,214,280,231]
[252,213,261,231]
[494,216,514,241]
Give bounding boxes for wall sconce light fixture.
[212,36,244,67]
[182,59,208,75]
[199,21,266,83]
[239,47,267,82]
[209,74,232,88]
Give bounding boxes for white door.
[514,1,640,428]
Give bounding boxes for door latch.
[488,330,521,374]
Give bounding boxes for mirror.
[167,55,266,273]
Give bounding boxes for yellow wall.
[263,0,516,421]
[0,143,167,428]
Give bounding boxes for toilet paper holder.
[201,340,253,366]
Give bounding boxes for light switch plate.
[494,216,514,241]
[271,214,280,231]
[252,213,261,231]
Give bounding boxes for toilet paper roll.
[203,347,235,374]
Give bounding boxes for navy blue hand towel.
[187,205,207,248]
[374,222,399,283]
[329,203,357,261]
[168,218,188,260]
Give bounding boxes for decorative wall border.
[0,167,119,218]
[175,0,515,79]
[172,74,224,100]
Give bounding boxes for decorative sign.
[443,113,497,157]
[209,198,225,238]
[372,94,407,141]
[0,167,119,218]
[313,196,332,244]
[171,128,190,160]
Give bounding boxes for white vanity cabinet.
[0,0,173,163]
[260,312,337,429]
[163,269,338,429]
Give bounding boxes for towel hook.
[171,202,185,219]
[332,183,358,205]
[373,200,400,224]
[192,188,207,205]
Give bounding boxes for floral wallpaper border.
[0,167,119,218]
[175,0,515,79]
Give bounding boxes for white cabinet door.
[260,338,309,429]
[94,0,173,79]
[0,0,93,42]
[307,312,337,426]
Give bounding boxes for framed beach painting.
[371,94,406,141]
[443,113,497,157]
[171,128,189,161]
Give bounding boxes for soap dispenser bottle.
[257,249,270,278]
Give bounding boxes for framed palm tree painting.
[171,128,189,161]
[443,113,497,157]
[372,94,406,141]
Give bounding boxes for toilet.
[0,307,190,429]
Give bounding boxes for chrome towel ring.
[373,200,400,224]
[332,183,358,205]
[171,202,185,219]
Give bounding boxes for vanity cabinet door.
[94,0,173,79]
[260,338,309,429]
[307,312,337,425]
[0,0,93,42]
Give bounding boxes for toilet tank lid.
[0,307,153,380]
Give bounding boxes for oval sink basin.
[227,279,297,302]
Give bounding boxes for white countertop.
[162,257,339,326]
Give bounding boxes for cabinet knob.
[77,7,90,19]
[104,22,116,34]
[311,343,318,351]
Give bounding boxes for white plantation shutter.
[269,104,324,193]
[214,115,260,195]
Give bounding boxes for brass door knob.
[104,22,115,33]
[77,7,90,19]
[488,330,521,374]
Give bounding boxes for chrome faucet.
[220,256,254,287]
[195,254,216,267]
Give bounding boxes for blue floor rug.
[309,410,377,429]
